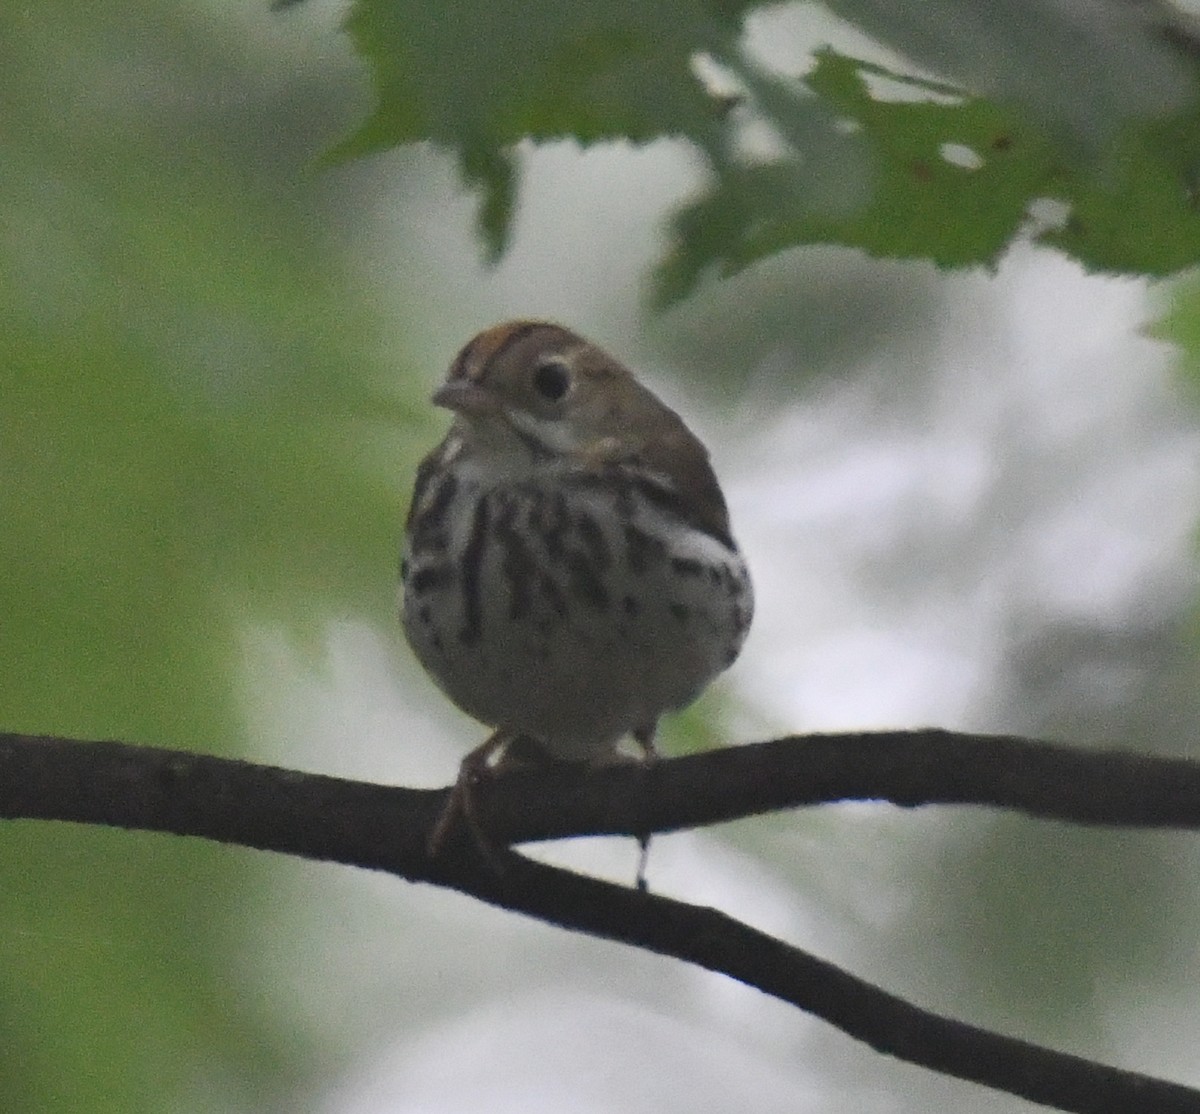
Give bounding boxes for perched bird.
[401,321,753,857]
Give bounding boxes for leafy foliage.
[659,53,1200,301]
[335,0,1200,299]
[333,0,748,257]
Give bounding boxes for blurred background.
[4,1,1200,1111]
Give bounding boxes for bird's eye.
[532,359,571,402]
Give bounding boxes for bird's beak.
[431,379,498,416]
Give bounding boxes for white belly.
[401,475,752,760]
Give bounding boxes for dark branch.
[461,849,1200,1114]
[476,728,1200,843]
[1,730,1199,1113]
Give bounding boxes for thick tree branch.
[1,730,1199,1113]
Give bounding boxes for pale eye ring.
[532,359,571,402]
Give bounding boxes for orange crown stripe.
[453,320,551,382]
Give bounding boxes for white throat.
[452,413,560,485]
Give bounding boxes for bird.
[400,321,753,865]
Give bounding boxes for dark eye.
[532,359,571,402]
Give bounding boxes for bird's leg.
[430,725,661,886]
[632,721,660,892]
[428,729,513,868]
[632,721,660,761]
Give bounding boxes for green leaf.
[820,0,1192,150]
[656,51,1200,302]
[334,1,1200,300]
[335,0,741,152]
[332,0,752,254]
